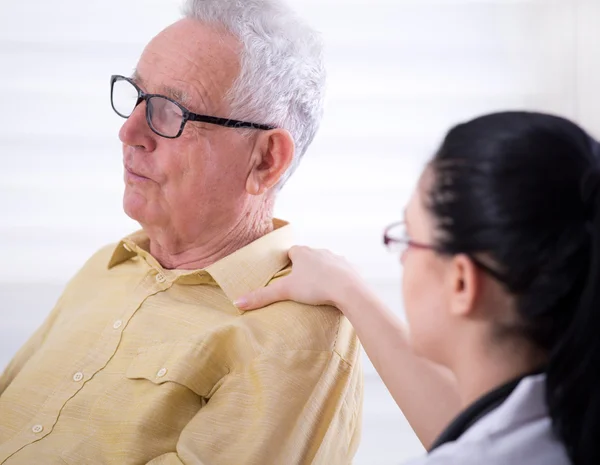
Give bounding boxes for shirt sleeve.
[0,302,64,396]
[145,348,363,465]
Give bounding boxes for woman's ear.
[246,129,295,195]
[447,254,480,318]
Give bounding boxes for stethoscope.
[428,368,546,452]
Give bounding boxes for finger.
[288,245,309,262]
[234,279,290,310]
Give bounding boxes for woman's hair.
[427,111,600,464]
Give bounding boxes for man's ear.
[246,129,295,195]
[447,254,480,318]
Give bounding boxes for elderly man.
[0,0,362,463]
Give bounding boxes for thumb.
[234,278,290,310]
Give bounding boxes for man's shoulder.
[238,301,360,366]
[60,242,120,293]
[75,242,120,275]
[90,242,120,264]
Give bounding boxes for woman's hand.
[235,245,362,310]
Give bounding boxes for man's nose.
[118,101,157,151]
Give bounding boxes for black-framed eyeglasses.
[110,75,276,139]
[383,221,506,282]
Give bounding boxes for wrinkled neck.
[146,204,274,270]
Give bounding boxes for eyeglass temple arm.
[187,113,275,130]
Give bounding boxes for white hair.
[182,0,326,188]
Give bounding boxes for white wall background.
[1,0,599,463]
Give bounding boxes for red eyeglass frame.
[382,221,506,282]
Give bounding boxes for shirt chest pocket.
[61,343,230,464]
[125,342,229,399]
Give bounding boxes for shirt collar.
[107,230,148,269]
[437,372,548,448]
[108,219,293,302]
[463,373,548,440]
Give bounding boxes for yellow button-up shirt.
[0,220,363,464]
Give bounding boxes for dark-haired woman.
[235,111,600,464]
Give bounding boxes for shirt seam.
[234,348,354,370]
[330,312,353,367]
[202,349,352,399]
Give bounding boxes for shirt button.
[32,424,44,434]
[73,372,84,382]
[113,320,123,329]
[156,368,168,378]
[155,274,166,283]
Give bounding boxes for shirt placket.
[0,266,174,464]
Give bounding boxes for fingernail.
[234,297,248,309]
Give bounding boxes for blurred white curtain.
[1,1,599,463]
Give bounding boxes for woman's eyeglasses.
[110,75,276,139]
[383,221,437,256]
[383,221,506,282]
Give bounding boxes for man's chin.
[123,191,167,230]
[123,191,148,224]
